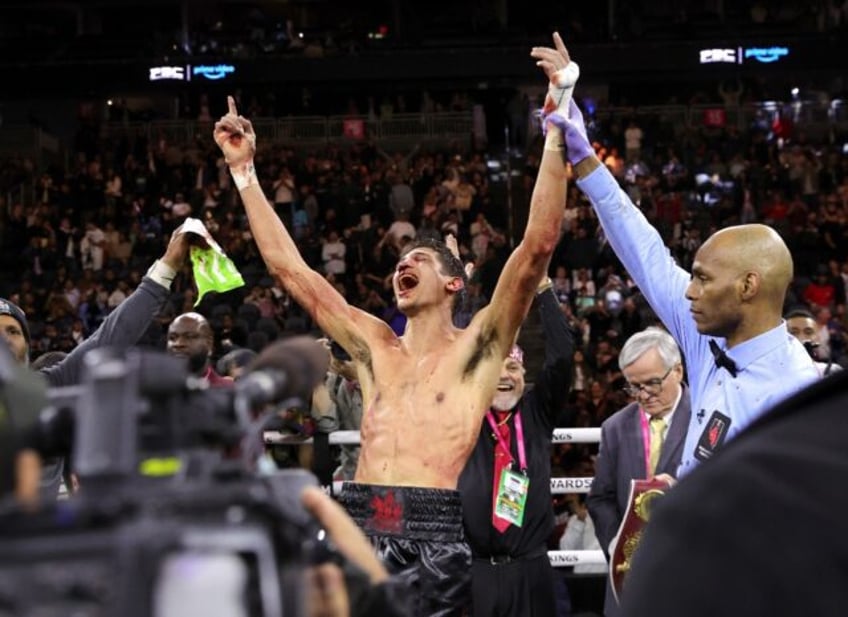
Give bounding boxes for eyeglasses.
[622,366,674,398]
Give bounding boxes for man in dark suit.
[621,368,848,617]
[587,326,691,617]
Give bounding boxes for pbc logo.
[699,48,738,64]
[149,66,186,81]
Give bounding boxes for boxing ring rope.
[269,428,600,493]
[323,427,602,446]
[548,550,607,567]
[269,427,607,569]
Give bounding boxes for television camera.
[0,337,378,617]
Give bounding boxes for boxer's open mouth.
[398,274,419,291]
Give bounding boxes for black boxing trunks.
[340,482,471,617]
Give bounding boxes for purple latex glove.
[563,100,594,165]
[544,99,594,166]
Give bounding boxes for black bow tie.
[709,340,738,378]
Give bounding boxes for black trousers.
[470,552,556,617]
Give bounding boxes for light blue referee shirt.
[576,164,819,477]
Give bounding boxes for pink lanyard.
[486,410,528,472]
[639,409,651,477]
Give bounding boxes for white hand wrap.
[231,161,259,191]
[547,61,580,113]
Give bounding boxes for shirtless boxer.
[214,32,577,616]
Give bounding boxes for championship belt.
[609,478,669,604]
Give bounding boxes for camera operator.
[0,227,193,499]
[3,335,414,617]
[2,324,416,617]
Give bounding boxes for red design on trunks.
[368,489,404,534]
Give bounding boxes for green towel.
[190,246,245,305]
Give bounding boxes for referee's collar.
[720,322,798,374]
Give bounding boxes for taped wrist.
[544,124,565,152]
[547,61,580,114]
[146,259,177,289]
[231,161,258,191]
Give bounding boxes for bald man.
[556,97,818,478]
[166,312,232,386]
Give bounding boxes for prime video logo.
[744,46,789,63]
[193,64,236,80]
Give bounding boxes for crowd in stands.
[24,0,845,66]
[2,96,847,538]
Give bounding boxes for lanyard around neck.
[485,409,527,472]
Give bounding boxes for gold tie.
[648,416,666,475]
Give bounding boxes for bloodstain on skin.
[436,392,445,403]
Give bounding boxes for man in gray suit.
[587,327,691,617]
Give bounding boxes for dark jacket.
[41,277,170,389]
[586,387,692,553]
[587,385,691,617]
